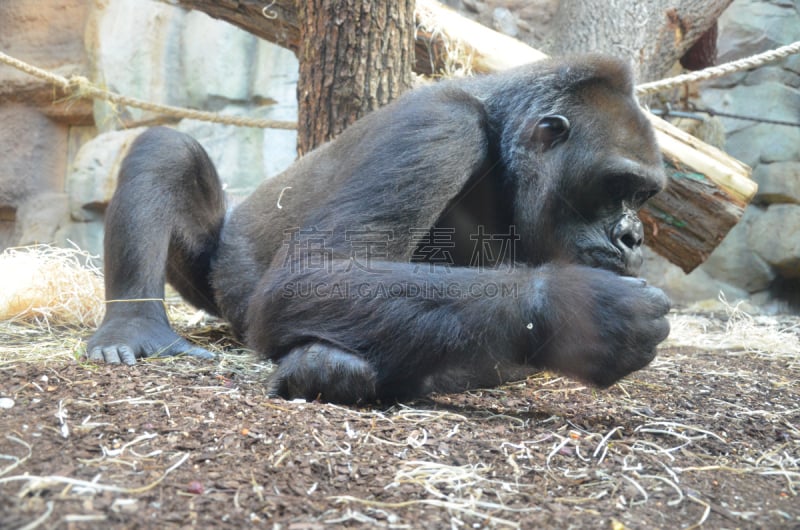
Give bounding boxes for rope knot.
[67,75,93,97]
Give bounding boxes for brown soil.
[1,308,798,529]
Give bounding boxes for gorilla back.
[88,54,671,404]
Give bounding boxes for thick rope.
[3,41,800,125]
[0,51,297,130]
[636,40,800,96]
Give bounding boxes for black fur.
[88,54,670,404]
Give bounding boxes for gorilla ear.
[533,115,570,150]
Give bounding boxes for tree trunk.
[165,0,731,81]
[545,0,732,82]
[296,0,415,155]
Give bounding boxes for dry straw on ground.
[667,296,800,363]
[0,244,105,330]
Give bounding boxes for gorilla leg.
[87,127,225,364]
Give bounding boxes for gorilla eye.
[632,188,659,207]
[606,175,660,208]
[533,115,570,150]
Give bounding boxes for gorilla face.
[503,70,665,277]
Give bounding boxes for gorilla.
[87,54,671,404]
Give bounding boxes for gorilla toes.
[88,344,138,365]
[87,317,215,364]
[267,343,378,404]
[156,338,216,360]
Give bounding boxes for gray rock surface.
[748,204,800,278]
[492,7,519,38]
[66,128,148,222]
[642,248,750,305]
[700,207,776,292]
[87,0,188,130]
[754,162,800,205]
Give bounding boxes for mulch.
[1,306,798,529]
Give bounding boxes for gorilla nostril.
[620,231,642,250]
[612,213,644,252]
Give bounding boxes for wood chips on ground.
[0,303,798,529]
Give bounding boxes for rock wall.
[0,0,298,256]
[641,0,800,312]
[0,0,92,249]
[1,0,798,311]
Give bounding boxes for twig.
[0,452,190,495]
[0,435,32,477]
[17,500,54,530]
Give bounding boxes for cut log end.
[641,160,749,273]
[643,115,755,272]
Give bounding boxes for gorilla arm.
[248,261,669,402]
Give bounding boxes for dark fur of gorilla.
[87,54,670,404]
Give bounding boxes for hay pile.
[0,244,104,329]
[668,297,800,359]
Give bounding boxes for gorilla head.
[482,56,665,276]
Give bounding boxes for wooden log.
[162,0,546,75]
[165,1,301,52]
[641,116,756,272]
[413,0,547,74]
[647,114,755,204]
[162,0,756,272]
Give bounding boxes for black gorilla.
[88,54,670,404]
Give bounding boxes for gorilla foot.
[267,343,377,404]
[87,316,215,365]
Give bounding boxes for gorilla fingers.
[267,343,378,404]
[524,265,671,387]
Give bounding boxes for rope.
[692,105,800,128]
[636,40,800,96]
[0,51,297,130]
[3,40,800,125]
[653,106,800,127]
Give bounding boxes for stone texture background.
[0,0,298,256]
[637,0,800,312]
[0,0,798,311]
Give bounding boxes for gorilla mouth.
[610,256,642,277]
[579,248,641,277]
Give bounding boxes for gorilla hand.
[526,265,671,387]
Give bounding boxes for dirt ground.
[1,304,798,529]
